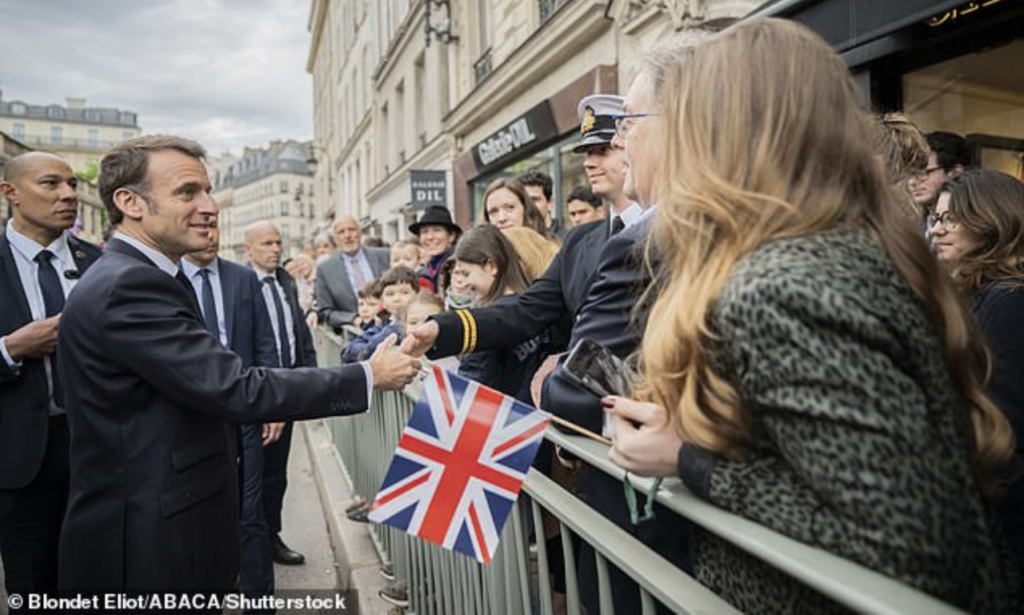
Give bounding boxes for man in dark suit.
[182,217,280,604]
[0,152,101,595]
[57,135,421,593]
[402,94,641,359]
[315,215,389,329]
[244,220,319,566]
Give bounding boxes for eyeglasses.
[926,210,960,231]
[911,166,944,181]
[612,113,657,137]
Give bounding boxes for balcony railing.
[13,134,128,152]
[313,327,966,615]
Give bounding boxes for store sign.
[472,102,557,171]
[928,0,1008,26]
[410,170,447,210]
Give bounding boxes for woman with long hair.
[930,168,1024,581]
[501,226,561,280]
[603,19,1016,613]
[481,177,551,237]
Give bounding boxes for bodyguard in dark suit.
[315,215,389,329]
[0,152,101,595]
[244,220,319,566]
[182,219,280,604]
[57,135,421,592]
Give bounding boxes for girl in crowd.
[603,19,1017,613]
[482,177,550,237]
[452,225,553,404]
[931,168,1024,581]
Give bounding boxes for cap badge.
[580,106,596,136]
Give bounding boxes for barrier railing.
[312,327,965,614]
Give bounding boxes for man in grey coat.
[315,215,389,329]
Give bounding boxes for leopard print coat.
[692,230,1017,614]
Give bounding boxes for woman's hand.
[603,396,683,478]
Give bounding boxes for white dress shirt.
[180,258,228,346]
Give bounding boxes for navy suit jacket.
[0,232,101,489]
[58,238,369,592]
[216,258,279,371]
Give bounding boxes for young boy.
[390,239,421,270]
[341,267,419,362]
[354,281,382,330]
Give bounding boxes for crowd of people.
[1,15,1023,615]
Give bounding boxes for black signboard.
[471,101,558,172]
[410,170,448,210]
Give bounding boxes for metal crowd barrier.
[312,327,965,614]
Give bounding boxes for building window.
[474,49,493,85]
[539,0,569,23]
[47,106,64,119]
[11,123,25,140]
[281,200,290,216]
[88,128,99,149]
[10,102,26,115]
[51,126,63,145]
[903,38,1024,179]
[280,180,289,193]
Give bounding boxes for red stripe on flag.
[492,418,549,459]
[434,366,456,426]
[372,470,431,509]
[468,502,491,564]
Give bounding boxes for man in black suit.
[244,220,317,566]
[182,218,280,604]
[315,215,389,329]
[0,152,101,595]
[402,94,641,359]
[57,135,421,593]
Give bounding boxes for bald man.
[315,215,389,330]
[0,152,102,594]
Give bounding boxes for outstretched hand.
[369,334,422,390]
[603,396,683,478]
[399,321,440,357]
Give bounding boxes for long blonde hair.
[501,226,560,280]
[639,18,1012,491]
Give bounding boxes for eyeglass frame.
[612,113,657,137]
[911,165,945,182]
[926,210,960,231]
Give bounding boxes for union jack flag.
[368,366,551,564]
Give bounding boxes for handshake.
[366,334,425,390]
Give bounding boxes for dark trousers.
[261,422,293,536]
[576,467,692,615]
[239,425,274,604]
[0,417,69,595]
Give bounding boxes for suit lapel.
[67,236,99,271]
[0,235,33,325]
[218,261,237,347]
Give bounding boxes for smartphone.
[560,338,630,438]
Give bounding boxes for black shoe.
[272,534,306,566]
[378,582,409,608]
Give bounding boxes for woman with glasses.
[931,168,1024,582]
[601,19,1017,613]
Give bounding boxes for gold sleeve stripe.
[466,310,477,354]
[456,309,472,355]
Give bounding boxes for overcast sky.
[0,0,313,156]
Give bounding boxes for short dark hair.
[99,135,206,226]
[454,224,530,305]
[357,281,382,299]
[567,185,602,208]
[378,266,419,292]
[926,131,971,172]
[517,170,553,200]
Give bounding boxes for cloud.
[0,0,313,155]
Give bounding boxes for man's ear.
[0,181,17,204]
[113,187,145,221]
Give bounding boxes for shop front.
[752,0,1024,177]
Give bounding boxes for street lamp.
[425,0,458,46]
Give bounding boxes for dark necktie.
[263,276,293,367]
[611,216,626,236]
[35,250,65,407]
[199,269,220,340]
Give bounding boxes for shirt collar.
[180,257,220,279]
[114,232,180,277]
[6,220,73,268]
[611,202,644,231]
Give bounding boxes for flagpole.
[545,414,612,446]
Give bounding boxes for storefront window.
[903,39,1024,179]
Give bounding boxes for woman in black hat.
[408,205,462,294]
